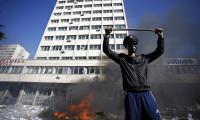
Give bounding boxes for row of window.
[40,44,125,51]
[44,34,127,40]
[1,65,200,75]
[47,24,126,32]
[37,56,102,60]
[58,0,119,4]
[56,3,122,9]
[0,66,101,75]
[51,16,124,24]
[53,9,123,16]
[166,65,200,74]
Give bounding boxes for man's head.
[123,35,138,54]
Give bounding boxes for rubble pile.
[0,104,45,120]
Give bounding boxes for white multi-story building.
[35,0,128,60]
[0,44,29,59]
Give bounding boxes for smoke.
[132,1,200,58]
[52,62,125,117]
[124,2,200,111]
[52,2,200,113]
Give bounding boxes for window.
[62,57,73,60]
[63,12,71,15]
[115,24,126,29]
[94,4,102,7]
[77,45,88,50]
[84,4,92,8]
[103,17,113,21]
[64,45,75,50]
[54,12,62,16]
[55,35,65,40]
[67,35,76,40]
[52,46,62,51]
[92,17,102,21]
[58,1,65,3]
[92,25,101,30]
[44,36,53,40]
[65,6,73,10]
[49,57,60,60]
[88,66,100,74]
[73,11,81,15]
[90,45,101,50]
[8,66,23,74]
[69,26,78,30]
[103,25,114,29]
[75,5,82,8]
[114,16,124,20]
[91,34,101,39]
[89,56,100,59]
[37,57,47,60]
[82,18,91,21]
[61,67,70,74]
[48,27,56,31]
[79,26,90,30]
[71,18,80,22]
[113,3,122,6]
[67,0,74,3]
[75,57,87,60]
[103,10,112,13]
[93,10,102,14]
[58,27,67,31]
[56,6,64,9]
[116,44,125,50]
[61,19,69,23]
[109,44,115,50]
[41,46,50,51]
[103,3,112,7]
[114,9,123,13]
[51,19,59,23]
[116,34,126,38]
[78,35,89,39]
[76,0,83,2]
[83,11,91,14]
[0,66,9,73]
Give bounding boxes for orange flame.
[53,93,95,120]
[52,111,69,120]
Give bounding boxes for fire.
[52,112,69,120]
[53,93,95,120]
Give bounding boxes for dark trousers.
[124,91,161,120]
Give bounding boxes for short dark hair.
[123,35,138,48]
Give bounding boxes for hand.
[154,28,163,37]
[105,28,112,35]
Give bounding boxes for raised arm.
[103,28,120,63]
[145,28,164,63]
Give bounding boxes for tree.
[0,25,5,40]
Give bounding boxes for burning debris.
[52,93,95,120]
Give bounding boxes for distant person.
[103,28,164,120]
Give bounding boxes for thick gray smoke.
[131,1,200,59]
[125,2,200,114]
[51,62,125,119]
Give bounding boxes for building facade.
[0,44,30,59]
[35,0,128,60]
